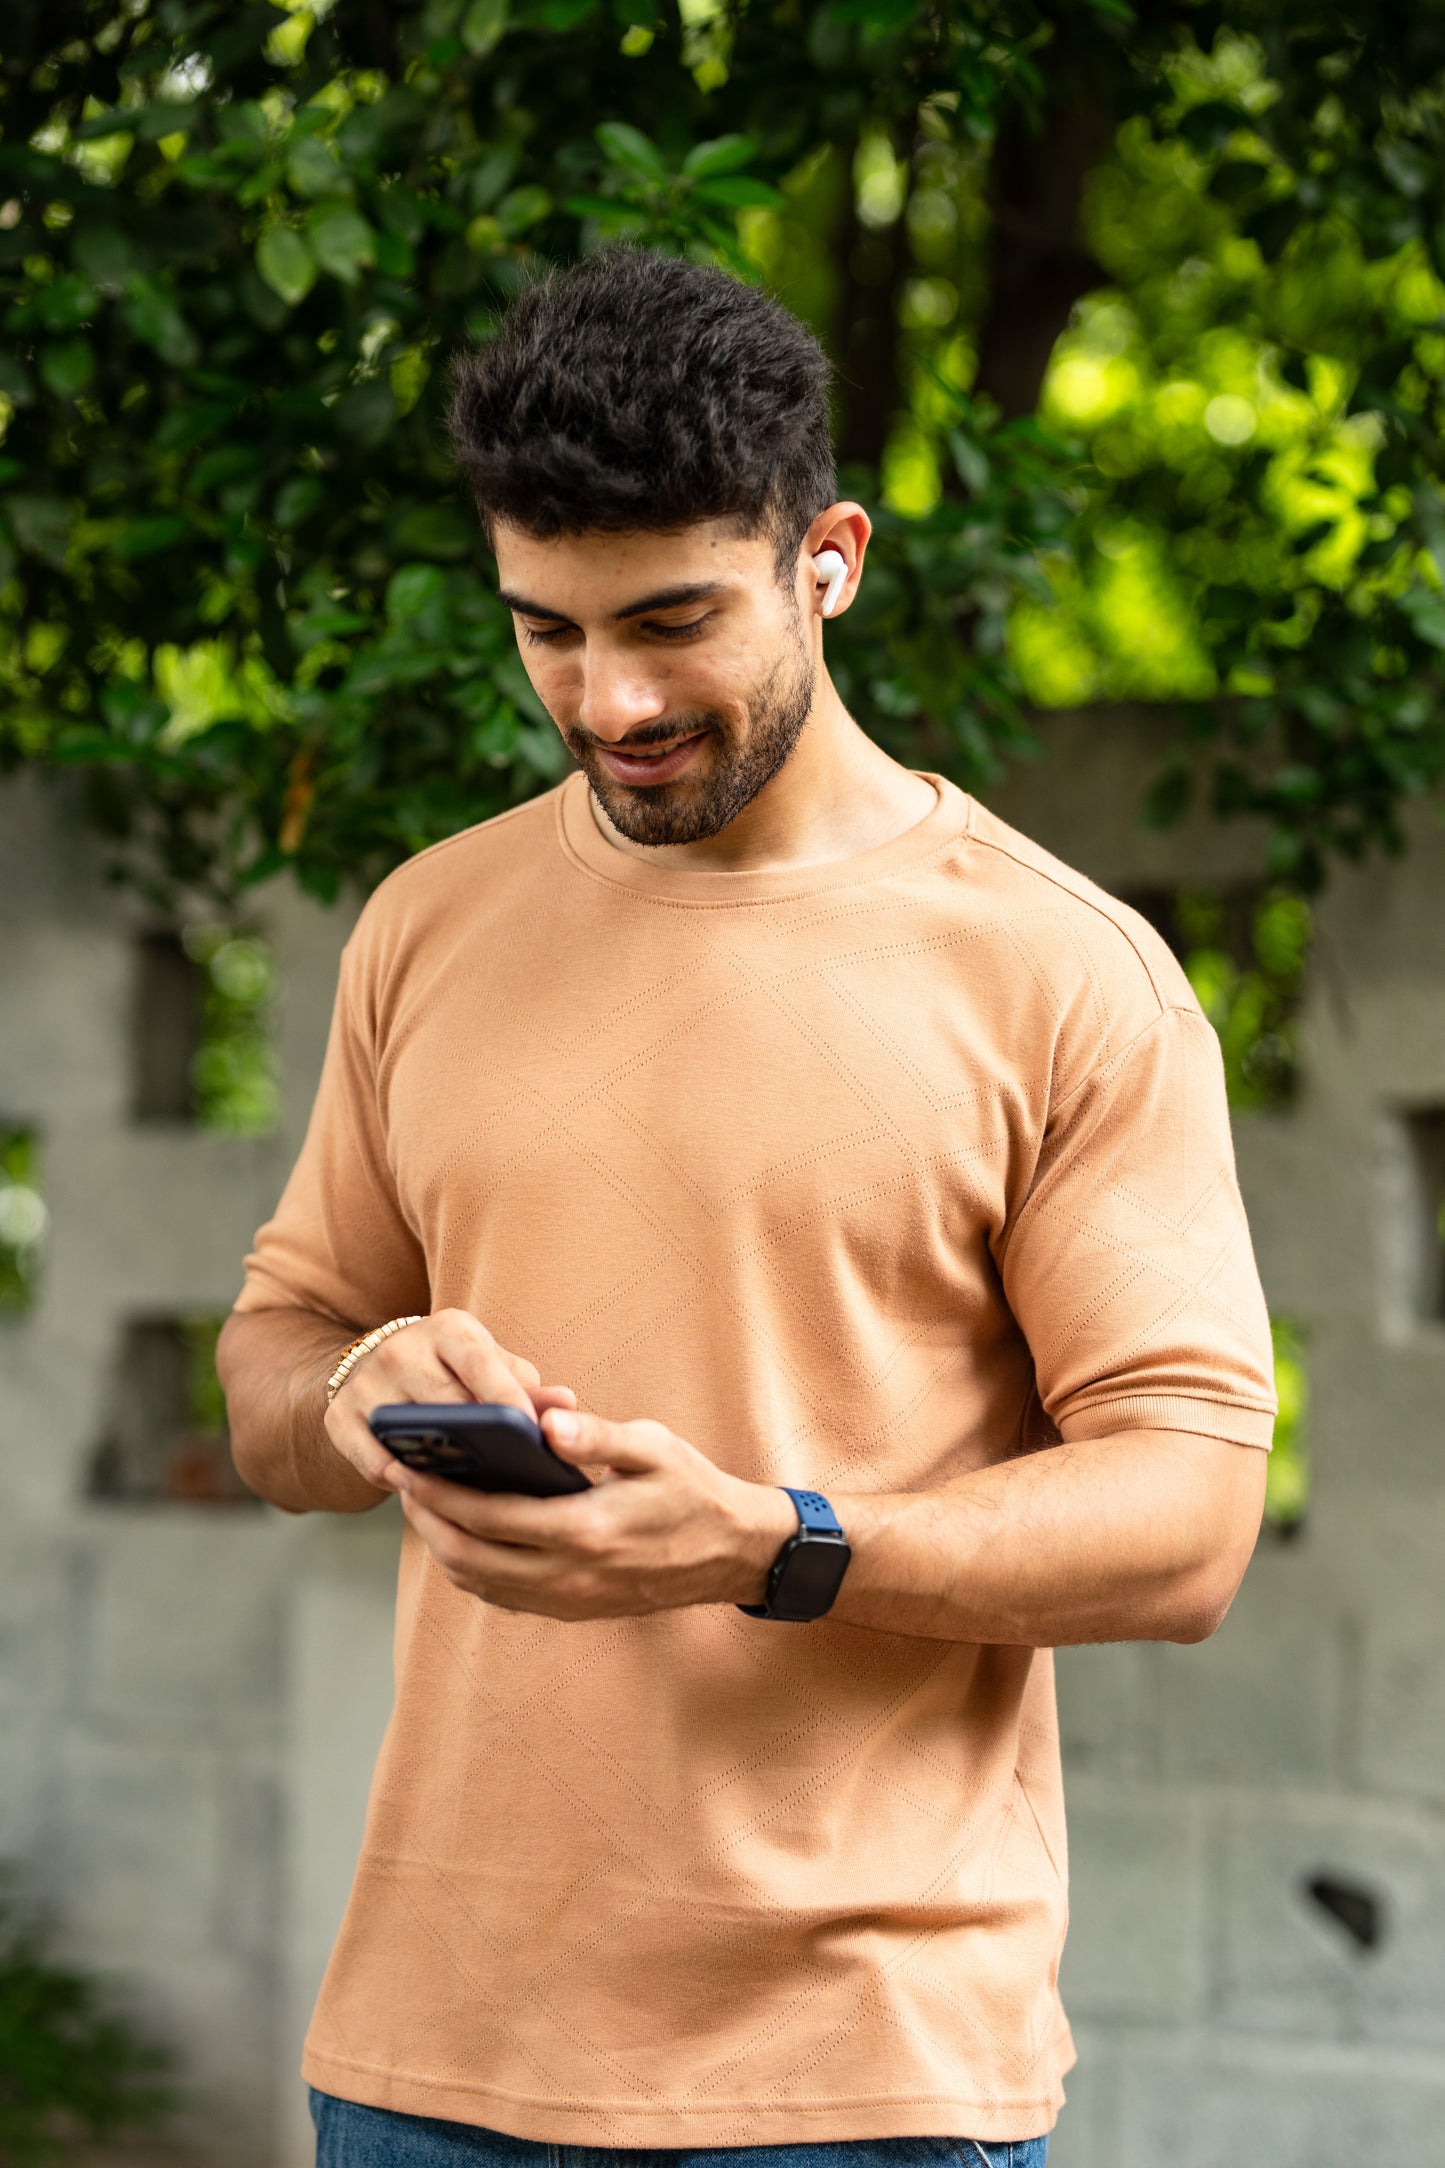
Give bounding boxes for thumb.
[532,1384,578,1416]
[542,1407,665,1474]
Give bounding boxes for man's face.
[492,519,815,846]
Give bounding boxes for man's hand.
[388,1408,796,1620]
[326,1308,578,1493]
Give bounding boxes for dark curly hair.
[447,247,836,569]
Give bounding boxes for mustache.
[562,713,721,755]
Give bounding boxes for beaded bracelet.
[325,1314,424,1407]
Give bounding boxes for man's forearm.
[218,1308,388,1515]
[825,1428,1268,1647]
[390,1403,1269,1644]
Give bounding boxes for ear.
[800,503,872,622]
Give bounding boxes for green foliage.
[1,3,1444,899]
[183,922,279,1134]
[0,1874,173,2163]
[0,0,1095,901]
[831,392,1080,776]
[181,1311,230,1434]
[1025,11,1445,886]
[1266,1314,1310,1531]
[0,1129,46,1313]
[1174,884,1313,1110]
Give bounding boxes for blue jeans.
[308,2092,1048,2168]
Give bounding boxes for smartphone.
[368,1402,591,1498]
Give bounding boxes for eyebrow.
[495,579,729,624]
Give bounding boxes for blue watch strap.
[738,1486,849,1619]
[781,1486,843,1536]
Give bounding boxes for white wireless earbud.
[812,548,848,618]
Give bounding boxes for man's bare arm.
[379,1407,1269,1646]
[219,1309,383,1514]
[216,1306,574,1516]
[824,1426,1268,1645]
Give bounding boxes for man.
[219,247,1276,2168]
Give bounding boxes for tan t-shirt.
[235,773,1276,2144]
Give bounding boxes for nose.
[575,646,668,742]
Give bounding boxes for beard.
[560,638,815,848]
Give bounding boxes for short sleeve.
[232,937,430,1329]
[999,1002,1277,1448]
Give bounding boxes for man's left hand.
[384,1408,796,1620]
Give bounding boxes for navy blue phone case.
[368,1402,591,1497]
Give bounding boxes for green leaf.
[337,380,397,446]
[595,121,668,181]
[274,476,324,528]
[527,0,597,25]
[154,399,234,455]
[36,276,99,331]
[390,347,431,415]
[131,101,199,143]
[1399,587,1445,649]
[114,515,191,560]
[73,107,137,141]
[0,352,35,405]
[462,0,510,53]
[563,194,640,223]
[387,563,449,623]
[373,229,417,279]
[692,176,784,209]
[286,136,343,198]
[40,339,95,398]
[173,154,238,187]
[256,226,317,307]
[4,494,72,567]
[121,278,198,367]
[391,504,475,558]
[947,429,990,496]
[236,161,285,208]
[307,206,376,284]
[497,185,552,234]
[71,223,141,288]
[681,135,757,180]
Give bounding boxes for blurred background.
[1,1,1443,2162]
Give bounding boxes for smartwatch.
[738,1488,851,1623]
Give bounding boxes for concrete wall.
[0,772,384,2166]
[986,714,1445,2163]
[1,722,1442,2165]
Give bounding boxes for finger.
[532,1384,577,1415]
[542,1409,667,1474]
[433,1320,538,1414]
[400,1492,563,1592]
[501,1349,543,1394]
[391,1465,592,1548]
[340,1329,475,1413]
[335,1428,407,1491]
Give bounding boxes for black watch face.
[774,1537,851,1620]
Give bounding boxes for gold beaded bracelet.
[325,1314,425,1407]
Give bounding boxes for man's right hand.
[324,1308,577,1493]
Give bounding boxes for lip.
[593,732,709,787]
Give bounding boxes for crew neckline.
[555,768,973,907]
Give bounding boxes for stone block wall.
[986,714,1445,2162]
[0,773,359,2164]
[2,717,1443,2165]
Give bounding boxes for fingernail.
[548,1410,579,1444]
